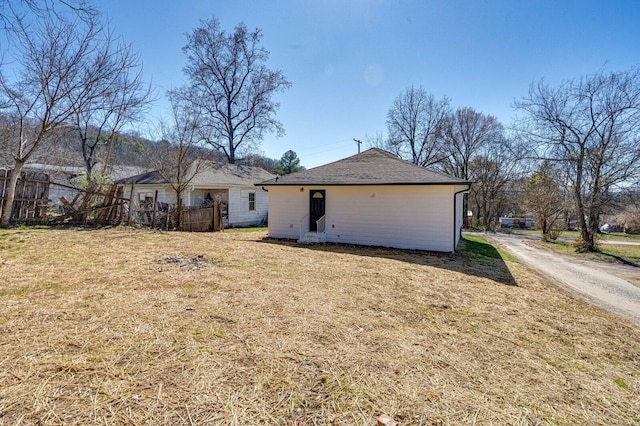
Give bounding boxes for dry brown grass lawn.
[0,227,639,425]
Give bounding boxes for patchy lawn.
[512,228,640,243]
[1,228,639,425]
[538,239,640,267]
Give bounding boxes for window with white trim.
[248,191,256,211]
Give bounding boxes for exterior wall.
[126,185,176,206]
[123,185,268,227]
[227,187,268,227]
[268,185,463,252]
[267,186,310,239]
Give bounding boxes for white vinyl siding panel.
[128,186,176,206]
[227,188,268,227]
[267,187,308,239]
[323,186,453,252]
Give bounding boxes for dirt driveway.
[484,233,640,327]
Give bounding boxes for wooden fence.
[54,183,129,225]
[0,169,50,224]
[180,203,224,232]
[129,199,223,232]
[1,170,223,232]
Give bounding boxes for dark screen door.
[309,190,325,231]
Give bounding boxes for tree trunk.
[175,194,183,230]
[0,161,26,227]
[573,148,595,252]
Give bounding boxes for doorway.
[309,189,325,231]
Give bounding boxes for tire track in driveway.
[485,233,640,327]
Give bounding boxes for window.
[248,192,255,211]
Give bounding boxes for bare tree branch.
[514,68,640,251]
[385,86,450,167]
[181,17,291,163]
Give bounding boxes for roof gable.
[258,148,470,186]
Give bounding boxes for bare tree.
[0,9,115,226]
[237,153,277,173]
[182,17,291,164]
[439,108,504,180]
[145,91,205,228]
[363,131,386,150]
[71,32,153,183]
[386,86,450,167]
[0,0,97,28]
[438,108,504,227]
[522,161,566,240]
[468,139,520,230]
[515,68,640,251]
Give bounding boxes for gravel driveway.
[484,233,640,327]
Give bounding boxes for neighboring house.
[257,148,472,253]
[117,161,275,228]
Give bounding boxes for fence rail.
[1,169,224,232]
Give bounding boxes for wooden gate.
[0,169,50,224]
[179,203,224,232]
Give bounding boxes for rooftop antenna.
[353,138,362,154]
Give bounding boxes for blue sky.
[100,0,640,167]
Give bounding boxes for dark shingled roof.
[258,148,471,186]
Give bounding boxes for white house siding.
[125,186,176,206]
[227,187,269,227]
[325,186,454,251]
[268,185,462,252]
[267,187,309,239]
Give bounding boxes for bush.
[548,228,563,241]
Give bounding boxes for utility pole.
[353,138,362,154]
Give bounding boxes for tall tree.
[274,149,304,175]
[145,91,205,228]
[439,107,504,180]
[439,107,504,227]
[181,17,291,164]
[0,8,115,226]
[515,68,640,251]
[385,86,450,167]
[72,32,153,183]
[468,139,520,230]
[522,161,566,240]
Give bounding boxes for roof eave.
[257,181,473,186]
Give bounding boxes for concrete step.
[298,231,327,244]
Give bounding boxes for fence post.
[127,181,136,225]
[151,189,158,228]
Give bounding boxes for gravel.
[486,233,640,327]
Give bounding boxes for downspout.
[453,184,472,253]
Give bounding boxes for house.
[118,161,275,228]
[257,148,472,253]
